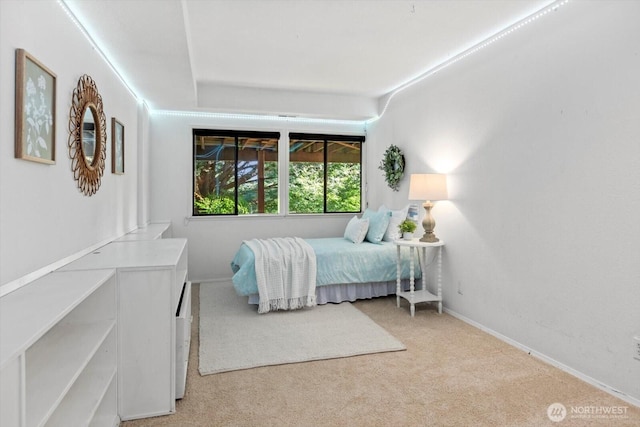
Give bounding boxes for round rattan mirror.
[68,75,106,196]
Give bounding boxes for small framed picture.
[15,49,56,164]
[111,118,124,174]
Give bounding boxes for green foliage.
[194,195,249,215]
[237,160,279,214]
[288,163,323,213]
[398,219,417,233]
[378,145,405,191]
[195,158,279,215]
[288,162,361,213]
[195,156,361,215]
[326,163,361,212]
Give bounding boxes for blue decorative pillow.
[362,208,391,244]
[344,215,370,244]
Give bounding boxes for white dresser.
[58,238,188,421]
[0,269,118,427]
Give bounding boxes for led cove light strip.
[58,0,568,125]
[368,0,570,124]
[58,0,140,103]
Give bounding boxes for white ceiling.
[63,0,555,119]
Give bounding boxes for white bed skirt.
[247,279,411,305]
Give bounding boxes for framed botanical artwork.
[111,118,124,174]
[15,49,56,164]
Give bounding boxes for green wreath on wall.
[378,145,405,191]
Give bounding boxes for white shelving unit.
[114,222,172,242]
[58,238,188,421]
[0,269,118,427]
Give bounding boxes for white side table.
[394,239,445,317]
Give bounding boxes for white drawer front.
[175,281,192,399]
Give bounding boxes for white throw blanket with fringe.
[244,237,317,314]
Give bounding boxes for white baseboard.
[443,307,640,409]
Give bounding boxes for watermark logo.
[547,403,567,422]
[547,402,629,422]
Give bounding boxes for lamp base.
[419,233,440,243]
[420,200,440,243]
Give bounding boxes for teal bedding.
[231,237,421,296]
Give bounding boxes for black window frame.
[193,128,280,216]
[288,132,365,214]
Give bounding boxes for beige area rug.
[199,283,406,375]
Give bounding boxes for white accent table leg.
[396,245,401,308]
[420,246,427,292]
[436,246,442,314]
[409,246,415,318]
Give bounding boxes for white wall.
[137,101,151,226]
[9,0,633,405]
[0,0,141,288]
[366,0,640,403]
[197,83,378,121]
[148,113,366,282]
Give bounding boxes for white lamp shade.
[408,174,448,201]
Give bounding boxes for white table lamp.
[408,173,448,242]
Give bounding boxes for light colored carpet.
[198,283,406,375]
[122,285,640,427]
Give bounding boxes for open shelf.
[397,289,440,304]
[26,320,114,427]
[44,326,117,426]
[0,269,117,427]
[88,376,118,427]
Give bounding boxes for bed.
[230,236,420,306]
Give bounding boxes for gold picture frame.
[15,49,57,164]
[111,118,124,174]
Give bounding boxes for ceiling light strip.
[369,0,570,124]
[57,0,568,126]
[57,0,140,102]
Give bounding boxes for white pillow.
[344,215,370,244]
[380,205,409,242]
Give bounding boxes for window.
[289,133,364,214]
[193,129,279,215]
[192,129,364,216]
